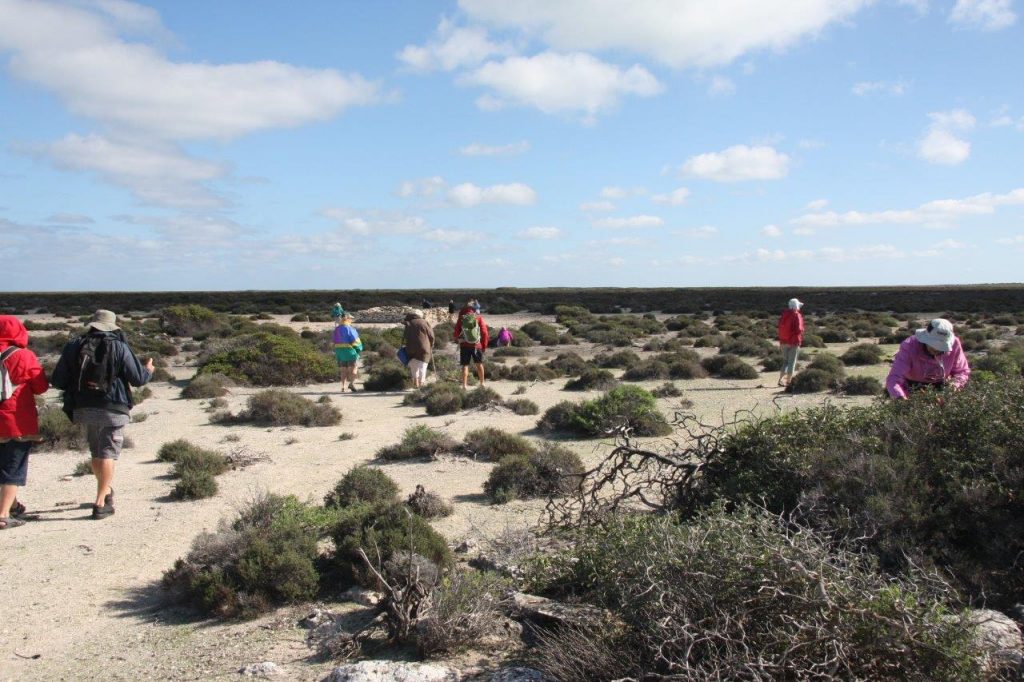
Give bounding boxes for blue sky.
[0,0,1021,291]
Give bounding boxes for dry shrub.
[36,404,86,451]
[416,570,510,656]
[565,368,617,391]
[460,427,535,462]
[484,443,584,503]
[229,389,341,427]
[505,398,539,415]
[842,343,885,366]
[376,425,457,461]
[325,465,399,507]
[405,485,453,519]
[362,360,409,392]
[842,375,883,395]
[181,372,234,399]
[463,385,503,409]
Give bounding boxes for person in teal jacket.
[331,302,345,323]
[332,313,363,392]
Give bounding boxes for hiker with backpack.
[0,316,49,530]
[51,310,153,520]
[402,312,435,389]
[332,312,363,392]
[777,298,805,388]
[495,327,514,347]
[454,300,490,389]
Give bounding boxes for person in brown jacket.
[402,312,435,388]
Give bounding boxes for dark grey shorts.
[0,440,32,486]
[74,408,130,460]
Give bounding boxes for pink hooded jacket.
[885,336,970,399]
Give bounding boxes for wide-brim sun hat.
[914,318,954,353]
[88,309,119,331]
[788,298,803,310]
[340,313,354,323]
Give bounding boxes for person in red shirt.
[453,300,489,389]
[0,316,50,529]
[777,298,805,387]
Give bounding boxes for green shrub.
[504,363,559,382]
[594,350,641,369]
[529,508,979,681]
[197,333,336,386]
[718,334,774,357]
[521,320,561,345]
[461,427,536,462]
[36,405,86,451]
[842,375,883,395]
[376,425,457,461]
[229,389,341,427]
[761,354,784,372]
[158,438,206,463]
[802,333,826,348]
[171,469,219,500]
[161,304,227,338]
[540,386,672,438]
[564,368,618,391]
[331,502,452,586]
[325,465,399,507]
[172,447,229,478]
[789,368,838,393]
[545,352,590,375]
[362,359,409,392]
[679,379,1024,608]
[162,493,320,618]
[484,443,584,503]
[651,382,682,398]
[841,343,885,366]
[463,385,503,409]
[701,353,759,379]
[622,360,670,381]
[505,398,539,415]
[426,389,464,415]
[182,373,234,399]
[493,346,529,358]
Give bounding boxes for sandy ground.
[0,313,891,681]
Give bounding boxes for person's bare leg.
[339,366,347,391]
[461,365,469,389]
[0,484,18,518]
[476,362,485,386]
[92,458,115,507]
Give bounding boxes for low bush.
[171,446,229,478]
[162,493,320,618]
[161,304,228,338]
[181,372,235,399]
[416,570,510,656]
[521,320,561,346]
[492,346,529,358]
[503,363,559,382]
[197,333,336,386]
[528,508,979,681]
[678,378,1024,608]
[171,469,219,500]
[545,352,590,376]
[701,354,759,380]
[789,368,838,393]
[36,405,86,451]
[158,438,208,463]
[505,398,539,415]
[842,375,883,395]
[622,360,670,381]
[405,485,453,519]
[841,343,885,366]
[651,382,682,398]
[331,502,452,586]
[539,385,672,438]
[325,465,399,507]
[564,368,618,391]
[460,427,536,462]
[484,443,584,503]
[229,390,341,427]
[667,358,709,380]
[362,359,409,392]
[376,425,458,461]
[718,334,774,357]
[463,385,503,409]
[594,350,641,369]
[761,354,784,372]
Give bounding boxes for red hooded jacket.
[453,307,489,350]
[0,316,49,440]
[777,309,804,346]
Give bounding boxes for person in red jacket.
[453,300,489,389]
[0,316,50,529]
[777,298,805,387]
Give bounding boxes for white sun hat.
[914,318,955,353]
[787,298,803,310]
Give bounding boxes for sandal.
[0,516,26,530]
[10,500,26,518]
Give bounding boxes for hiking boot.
[92,503,115,520]
[104,488,114,508]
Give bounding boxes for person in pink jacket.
[885,318,970,399]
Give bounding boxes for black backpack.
[77,335,116,395]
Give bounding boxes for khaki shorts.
[74,408,130,460]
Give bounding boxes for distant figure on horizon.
[421,298,432,310]
[886,318,970,398]
[0,316,49,530]
[51,310,153,520]
[331,302,345,323]
[333,313,363,393]
[402,312,435,389]
[447,299,456,322]
[777,298,804,388]
[454,300,489,389]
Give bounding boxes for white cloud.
[40,133,225,208]
[397,18,513,72]
[580,200,616,212]
[792,187,1024,228]
[608,257,625,267]
[518,226,561,239]
[761,224,782,237]
[320,209,428,236]
[996,235,1024,245]
[652,187,691,206]
[447,182,537,206]
[708,75,736,96]
[462,51,662,117]
[678,225,718,238]
[918,109,976,165]
[421,228,484,244]
[592,215,664,229]
[949,0,1016,29]
[0,0,382,141]
[601,186,627,199]
[798,138,826,150]
[806,198,829,210]
[398,176,447,198]
[47,212,94,224]
[723,244,904,264]
[851,80,905,96]
[680,145,790,182]
[458,0,873,68]
[458,140,530,156]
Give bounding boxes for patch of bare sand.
[1,313,885,680]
